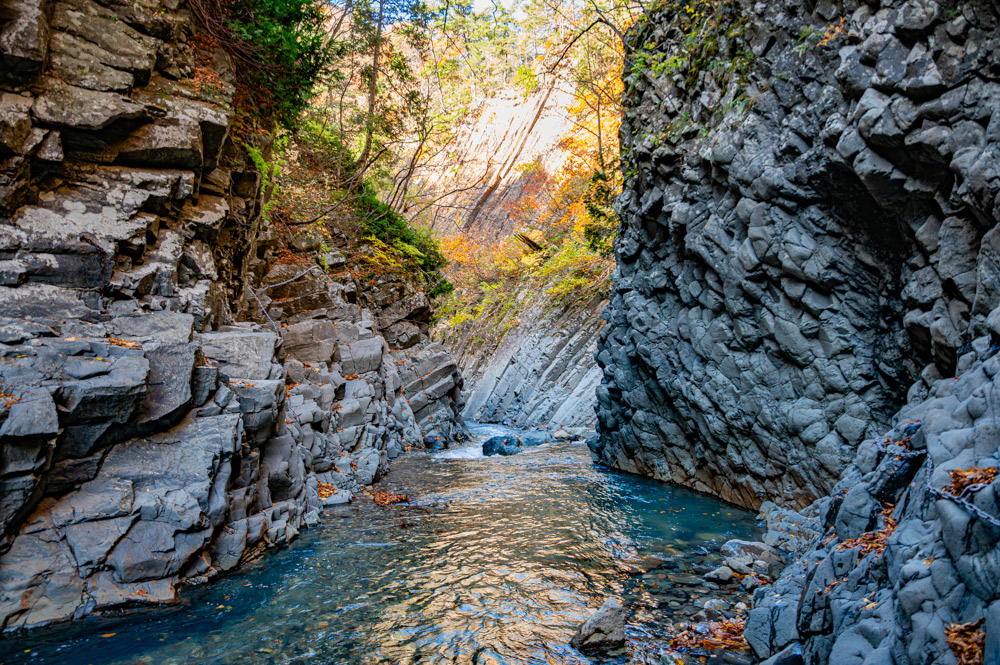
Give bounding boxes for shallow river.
[0,424,761,665]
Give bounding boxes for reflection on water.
[0,423,760,665]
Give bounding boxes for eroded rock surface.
[595,0,1000,661]
[446,297,605,429]
[594,0,1000,510]
[0,0,467,631]
[750,322,1000,664]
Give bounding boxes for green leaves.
[225,0,332,129]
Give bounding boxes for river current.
[0,424,760,665]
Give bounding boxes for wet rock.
[705,566,734,583]
[483,436,523,457]
[570,597,626,653]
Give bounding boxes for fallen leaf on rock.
[946,618,985,665]
[668,617,747,651]
[944,468,998,498]
[837,505,896,557]
[372,491,411,507]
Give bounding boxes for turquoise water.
[0,424,760,664]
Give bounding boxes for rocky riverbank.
[0,0,466,631]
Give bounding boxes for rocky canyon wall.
[447,295,605,429]
[413,76,606,428]
[596,0,1000,662]
[594,0,1000,510]
[0,0,466,631]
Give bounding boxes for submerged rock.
[570,597,625,653]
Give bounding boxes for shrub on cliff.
[353,187,449,278]
[190,0,332,130]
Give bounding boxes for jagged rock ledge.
[594,0,1000,511]
[0,0,467,631]
[749,311,1000,664]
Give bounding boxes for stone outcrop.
[594,0,1000,510]
[0,0,466,631]
[748,316,1000,664]
[570,597,626,654]
[595,0,1000,661]
[445,296,605,429]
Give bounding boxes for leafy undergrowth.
[946,618,985,665]
[433,101,618,355]
[269,124,451,297]
[433,231,613,356]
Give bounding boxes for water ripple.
[0,424,760,665]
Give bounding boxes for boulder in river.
[482,436,523,456]
[570,597,625,653]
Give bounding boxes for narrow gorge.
[0,0,997,663]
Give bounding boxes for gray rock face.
[594,0,1000,510]
[443,296,605,429]
[0,0,468,632]
[751,318,1000,665]
[570,597,626,653]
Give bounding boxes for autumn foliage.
[944,467,999,497]
[946,618,985,665]
[837,505,897,558]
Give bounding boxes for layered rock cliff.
[594,0,1000,510]
[0,0,466,631]
[411,76,608,428]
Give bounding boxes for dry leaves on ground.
[108,337,140,349]
[668,617,748,651]
[317,482,337,499]
[837,505,897,557]
[946,618,985,665]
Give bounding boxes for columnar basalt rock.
[597,0,1000,661]
[749,320,1000,664]
[446,297,606,429]
[0,0,467,631]
[594,0,1000,511]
